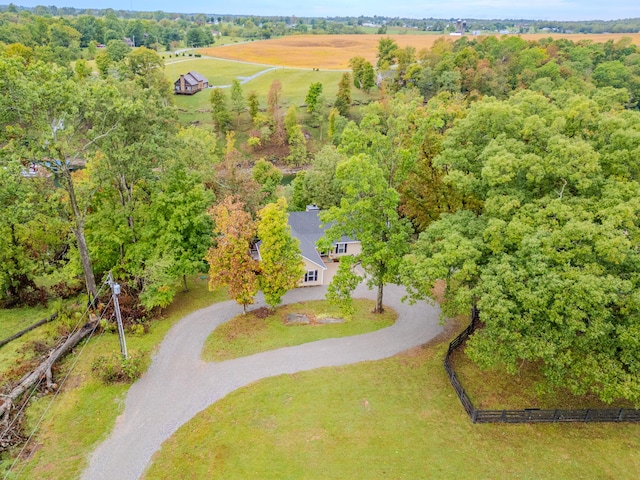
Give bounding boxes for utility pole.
[106,272,128,359]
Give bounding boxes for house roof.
[188,71,208,83]
[178,71,209,86]
[288,211,326,269]
[287,211,355,269]
[255,210,356,270]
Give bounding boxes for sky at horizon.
[7,0,640,21]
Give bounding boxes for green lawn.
[0,304,54,340]
[164,58,267,87]
[202,299,396,362]
[1,277,228,480]
[145,323,640,480]
[168,58,379,125]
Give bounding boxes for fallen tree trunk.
[0,317,98,449]
[0,313,59,349]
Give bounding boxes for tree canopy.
[404,89,640,403]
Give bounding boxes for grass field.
[164,58,267,87]
[199,33,640,70]
[203,299,396,362]
[1,277,228,480]
[144,320,640,480]
[169,64,378,126]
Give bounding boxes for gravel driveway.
[82,282,442,480]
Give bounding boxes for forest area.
[1,5,640,474]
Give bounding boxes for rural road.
[82,282,442,480]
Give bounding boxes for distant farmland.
[199,33,640,70]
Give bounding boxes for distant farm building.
[174,71,209,95]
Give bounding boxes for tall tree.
[256,198,304,309]
[321,154,412,313]
[209,87,232,133]
[267,79,285,145]
[334,72,351,116]
[230,79,245,126]
[404,90,640,403]
[296,145,345,210]
[207,197,259,313]
[247,90,259,123]
[305,82,323,113]
[252,158,282,204]
[349,56,375,92]
[376,37,398,69]
[136,158,214,309]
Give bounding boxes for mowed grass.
[169,63,379,125]
[240,68,378,106]
[164,58,267,87]
[2,277,227,480]
[200,33,640,70]
[0,304,54,340]
[202,299,396,362]
[144,320,640,480]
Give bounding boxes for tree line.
[2,32,640,405]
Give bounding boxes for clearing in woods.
[199,33,640,70]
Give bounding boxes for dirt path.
[82,282,442,480]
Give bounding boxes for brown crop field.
[199,33,640,70]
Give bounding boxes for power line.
[0,282,107,446]
[3,296,113,480]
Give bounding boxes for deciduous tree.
[321,154,412,313]
[209,87,232,133]
[230,79,245,125]
[207,197,259,313]
[256,198,304,309]
[404,90,640,403]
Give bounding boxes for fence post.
[584,409,590,422]
[472,409,478,423]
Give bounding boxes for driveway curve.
[82,282,442,480]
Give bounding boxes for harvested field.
[199,33,640,70]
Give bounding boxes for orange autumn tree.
[207,196,259,313]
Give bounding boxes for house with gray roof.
[174,71,209,95]
[255,208,361,286]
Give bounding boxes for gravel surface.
[82,282,442,480]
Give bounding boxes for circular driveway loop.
[83,282,442,480]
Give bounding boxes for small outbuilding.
[174,71,209,95]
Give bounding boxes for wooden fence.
[444,309,640,424]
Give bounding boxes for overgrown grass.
[202,299,396,362]
[451,345,636,410]
[1,276,227,480]
[0,300,82,381]
[145,322,640,479]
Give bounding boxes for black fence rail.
[444,308,640,424]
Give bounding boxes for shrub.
[91,351,145,384]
